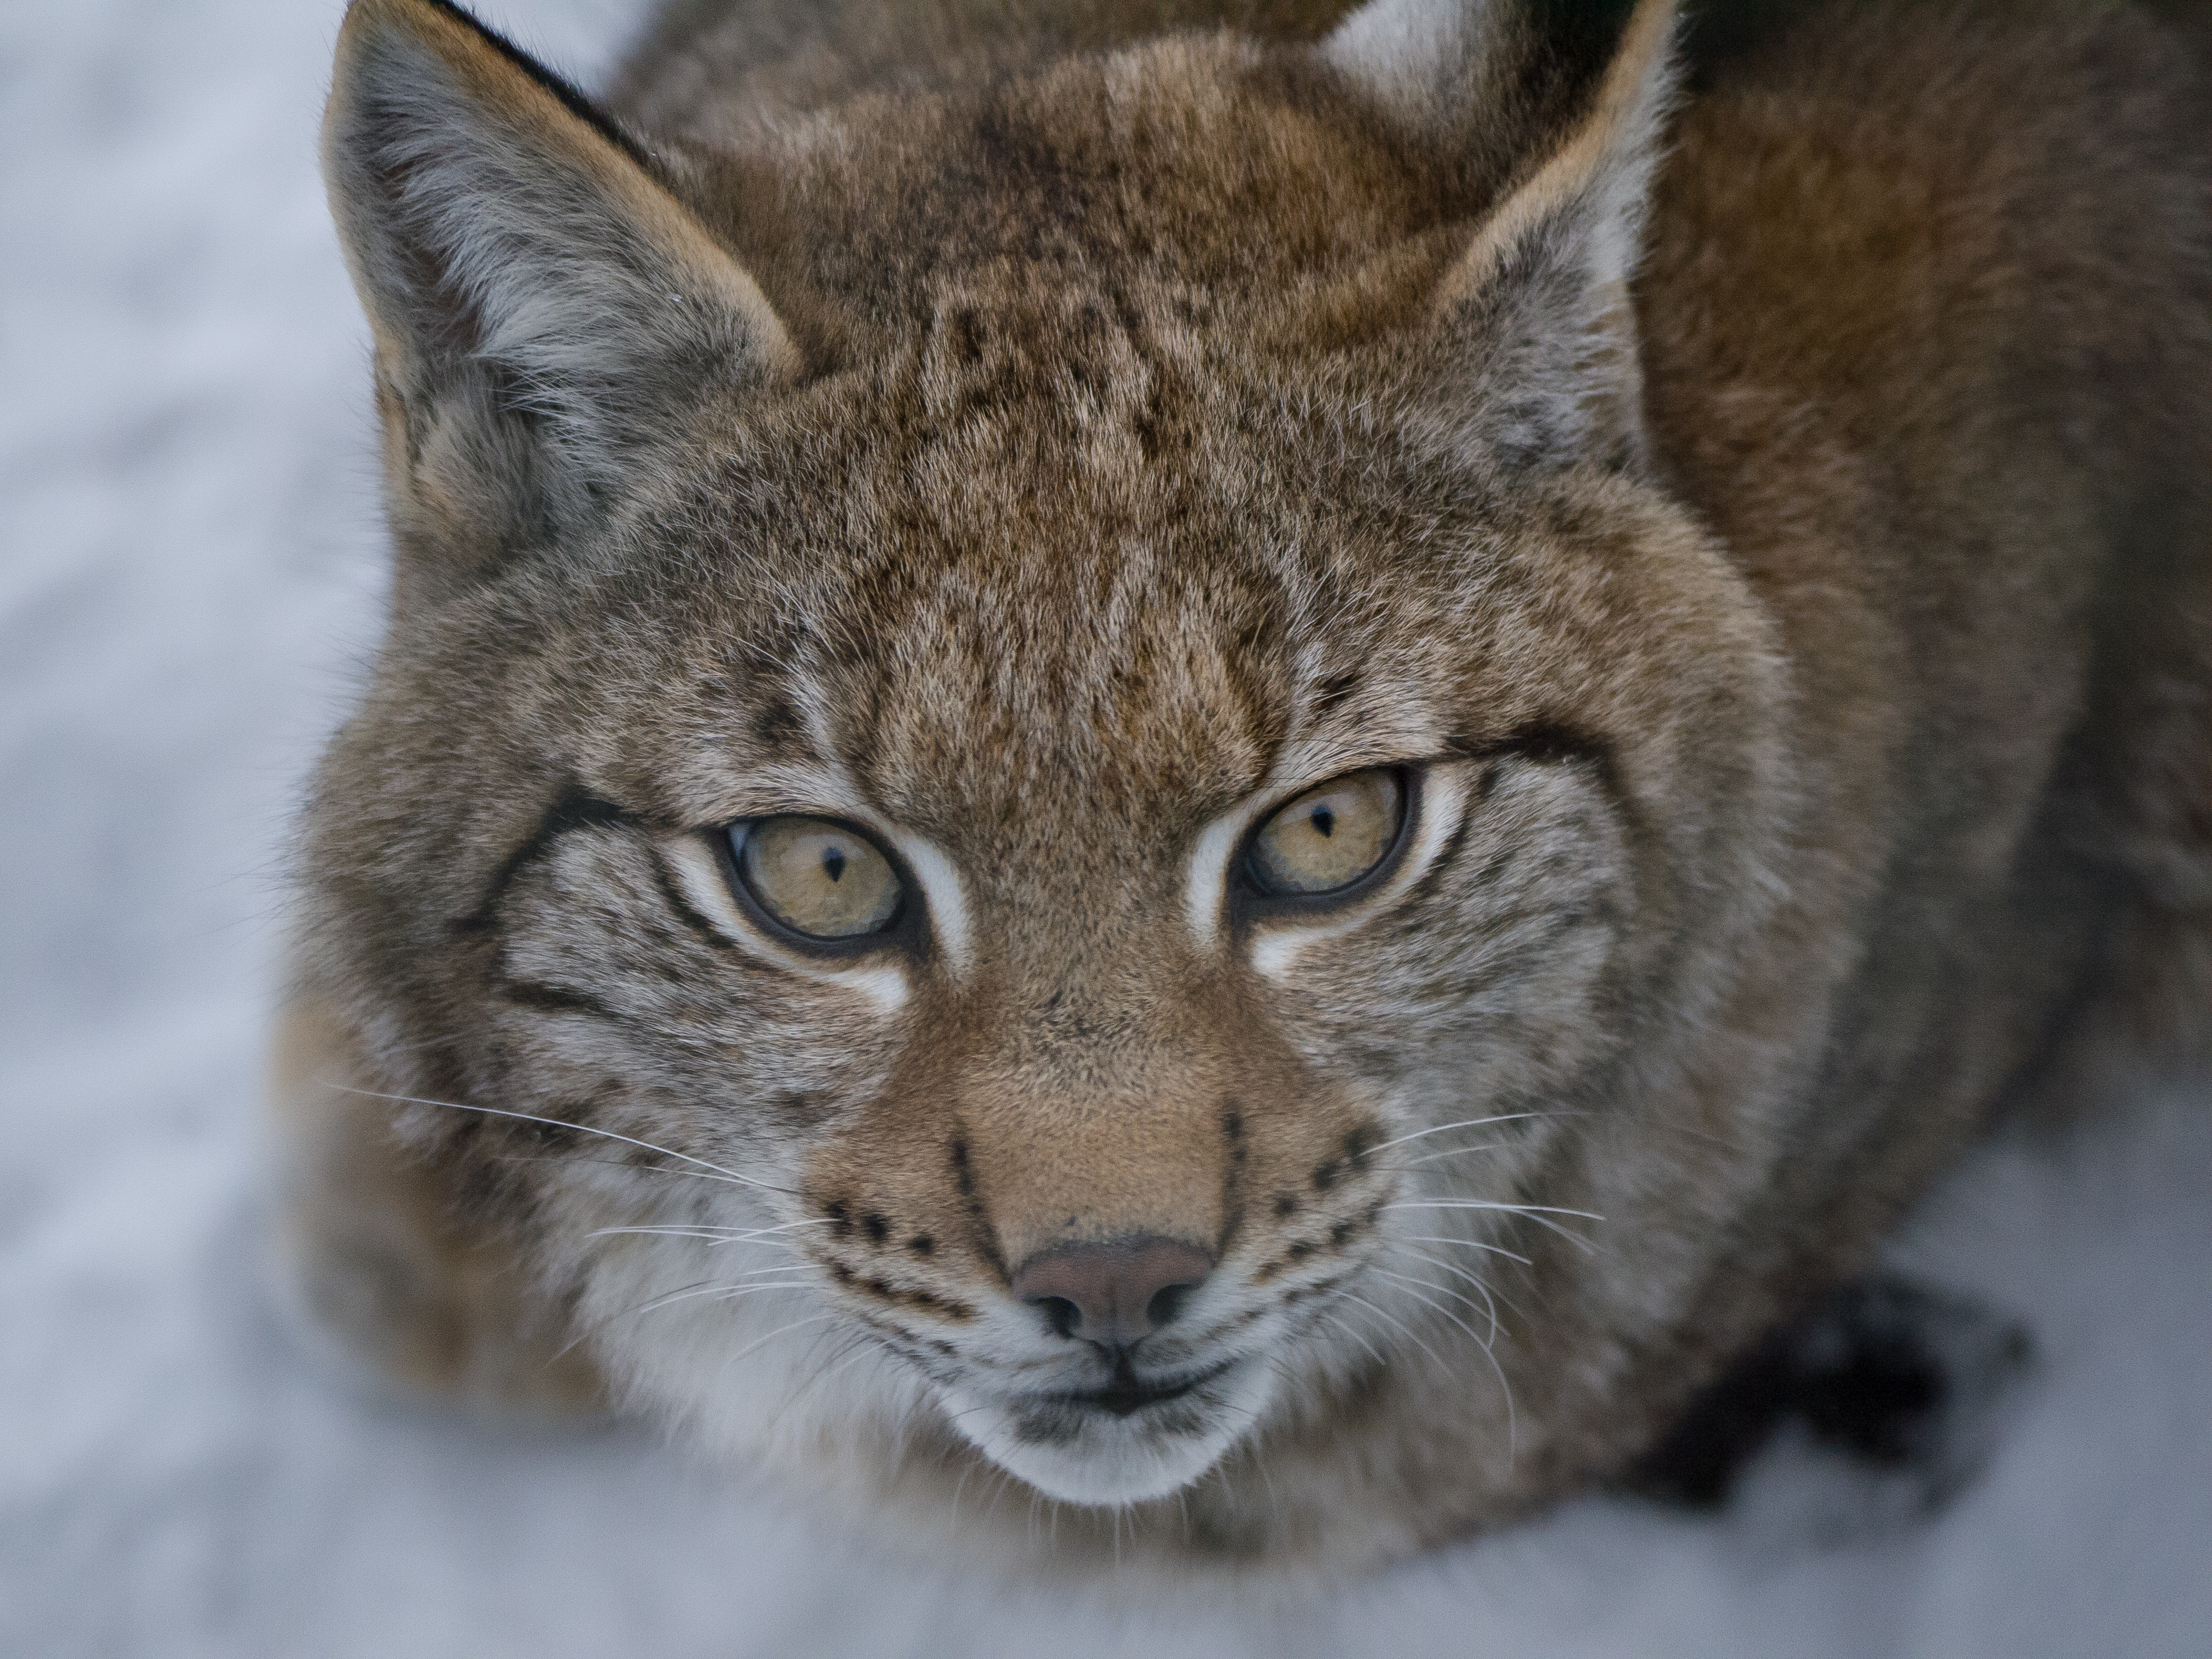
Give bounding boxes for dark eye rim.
[711,814,921,958]
[1233,765,1421,917]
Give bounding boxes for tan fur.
[278,0,2212,1571]
[269,998,606,1417]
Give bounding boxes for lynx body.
[276,0,2212,1568]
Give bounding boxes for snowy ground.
[2,2,2207,1654]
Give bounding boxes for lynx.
[273,0,2212,1569]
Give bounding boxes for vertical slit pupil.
[1311,805,1335,838]
[822,846,846,883]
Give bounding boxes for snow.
[1,2,2205,1653]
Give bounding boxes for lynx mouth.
[944,1353,1272,1505]
[1044,1358,1237,1418]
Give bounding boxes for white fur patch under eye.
[1249,767,1471,980]
[1184,794,1276,952]
[876,830,972,981]
[661,837,909,1012]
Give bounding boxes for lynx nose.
[1013,1237,1214,1349]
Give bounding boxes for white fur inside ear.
[326,9,794,489]
[661,837,909,1013]
[1250,768,1470,981]
[1402,0,1678,474]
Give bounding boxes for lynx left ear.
[1329,0,1679,473]
[322,0,795,592]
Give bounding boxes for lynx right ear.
[323,0,795,599]
[1328,0,1679,475]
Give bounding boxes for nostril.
[1146,1279,1198,1331]
[1009,1235,1216,1348]
[1032,1294,1081,1340]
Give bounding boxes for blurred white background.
[1,2,2206,1654]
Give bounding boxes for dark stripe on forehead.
[751,693,810,755]
[1227,599,1295,760]
[1307,667,1361,723]
[734,638,824,765]
[451,785,632,936]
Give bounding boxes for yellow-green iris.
[734,816,902,939]
[1247,769,1405,896]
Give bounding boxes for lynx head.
[306,0,1787,1548]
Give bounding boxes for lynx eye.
[1245,769,1406,898]
[729,816,903,941]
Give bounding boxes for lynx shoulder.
[274,0,2212,1568]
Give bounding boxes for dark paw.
[1625,1276,2032,1517]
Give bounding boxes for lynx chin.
[272,0,2212,1569]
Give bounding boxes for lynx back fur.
[274,0,2212,1569]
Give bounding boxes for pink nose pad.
[1011,1237,1215,1348]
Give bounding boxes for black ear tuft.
[411,0,658,172]
[1522,0,1645,109]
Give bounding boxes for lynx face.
[299,0,1807,1541]
[345,309,1765,1508]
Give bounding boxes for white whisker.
[1401,1140,1507,1169]
[1368,1267,1495,1354]
[493,1152,791,1196]
[330,1082,795,1198]
[554,1269,810,1357]
[722,1313,842,1366]
[1314,1308,1390,1372]
[805,1335,880,1394]
[1396,1233,1533,1266]
[701,1282,820,1308]
[1390,1246,1505,1342]
[1364,1269,1519,1462]
[585,1218,833,1246]
[1366,1112,1557,1157]
[1381,1199,1602,1253]
[1339,1291,1454,1381]
[1383,1199,1601,1220]
[625,1272,813,1317]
